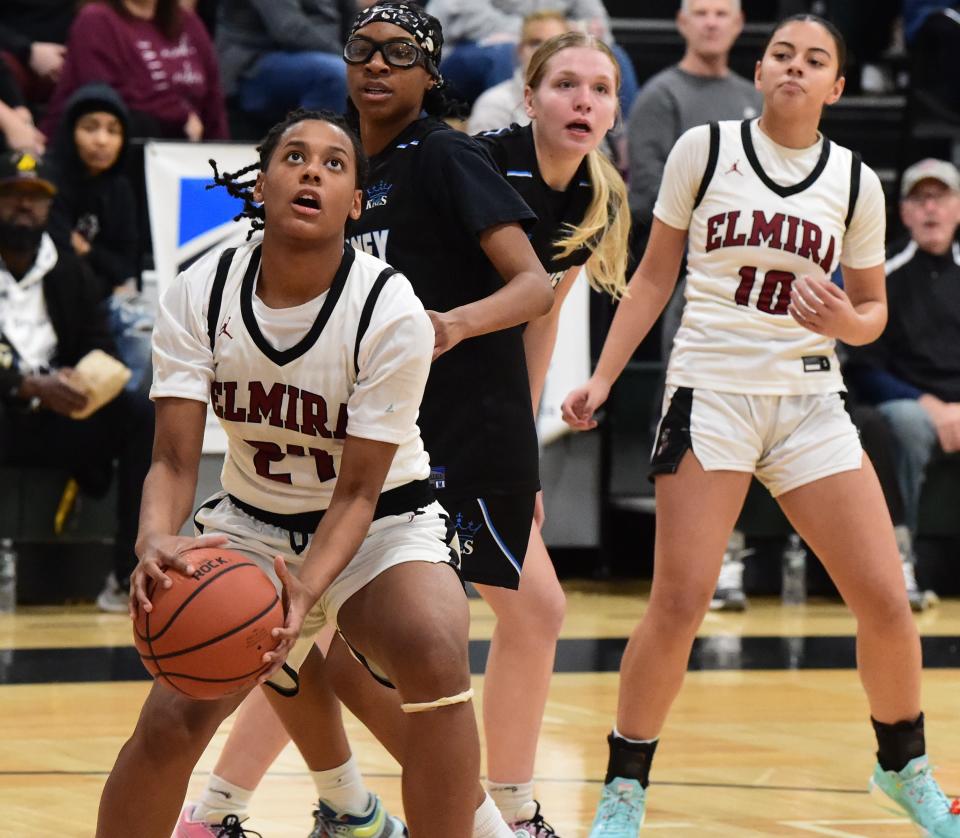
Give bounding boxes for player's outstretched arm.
[131,397,227,618]
[561,219,687,430]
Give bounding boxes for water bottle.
[0,538,16,613]
[781,533,807,605]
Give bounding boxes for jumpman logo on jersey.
[218,317,234,340]
[725,159,745,176]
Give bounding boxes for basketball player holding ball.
[96,110,479,838]
[561,15,960,836]
[196,23,629,838]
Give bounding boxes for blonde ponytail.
[526,31,631,299]
[554,148,630,299]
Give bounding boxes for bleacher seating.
[0,466,116,604]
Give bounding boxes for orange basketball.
[133,547,283,700]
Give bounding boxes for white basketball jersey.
[151,241,433,514]
[657,119,886,395]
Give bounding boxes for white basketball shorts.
[193,489,459,693]
[650,386,863,497]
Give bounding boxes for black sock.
[872,712,925,773]
[605,732,658,788]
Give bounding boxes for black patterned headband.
[349,2,444,83]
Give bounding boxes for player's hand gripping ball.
[133,548,283,699]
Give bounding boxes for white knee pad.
[400,687,475,714]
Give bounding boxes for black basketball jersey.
[475,123,593,287]
[348,117,541,499]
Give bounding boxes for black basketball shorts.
[438,491,536,590]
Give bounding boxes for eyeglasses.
[343,36,424,69]
[905,189,954,206]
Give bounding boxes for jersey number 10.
[735,266,795,315]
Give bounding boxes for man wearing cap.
[845,158,960,600]
[0,150,152,610]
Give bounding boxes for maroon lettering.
[246,440,291,484]
[705,213,724,251]
[797,220,823,262]
[222,382,246,422]
[783,215,800,254]
[756,270,795,315]
[309,448,337,482]
[300,390,332,438]
[210,382,224,418]
[721,210,747,247]
[818,234,836,271]
[748,211,785,248]
[283,385,300,432]
[247,382,285,427]
[333,404,349,440]
[735,266,756,306]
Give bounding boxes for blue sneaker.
[308,793,407,838]
[588,777,646,837]
[869,756,960,837]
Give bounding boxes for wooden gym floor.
[2,584,959,837]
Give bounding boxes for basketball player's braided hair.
[207,108,369,240]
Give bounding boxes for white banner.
[537,270,591,446]
[145,141,260,292]
[145,141,260,452]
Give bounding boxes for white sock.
[311,755,370,814]
[473,791,515,838]
[487,779,535,823]
[192,773,254,823]
[613,726,659,746]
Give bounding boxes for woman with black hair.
[95,108,481,838]
[563,15,960,835]
[48,82,138,299]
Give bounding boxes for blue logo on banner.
[178,178,246,247]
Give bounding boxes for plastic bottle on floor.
[0,538,17,613]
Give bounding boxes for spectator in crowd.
[48,83,138,299]
[845,158,960,602]
[846,401,939,610]
[0,1,75,108]
[0,62,45,157]
[627,0,759,234]
[428,0,640,115]
[467,10,570,134]
[42,0,228,143]
[216,0,357,126]
[903,1,960,118]
[0,150,153,613]
[821,0,900,93]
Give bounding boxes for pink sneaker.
[510,801,559,837]
[174,805,261,837]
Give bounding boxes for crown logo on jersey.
[365,180,393,210]
[454,513,483,539]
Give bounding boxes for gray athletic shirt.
[627,65,762,224]
[427,0,613,42]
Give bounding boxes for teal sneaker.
[869,755,960,837]
[308,793,406,837]
[588,777,646,837]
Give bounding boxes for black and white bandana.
[349,2,444,83]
